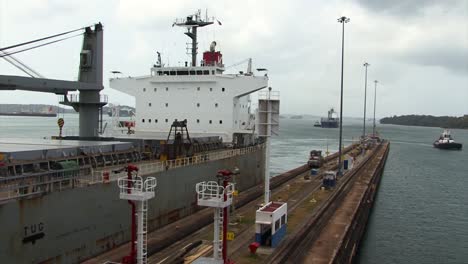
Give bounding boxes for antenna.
[173,10,214,67]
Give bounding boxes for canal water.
[0,114,467,263]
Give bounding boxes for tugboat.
[433,129,463,150]
[313,121,321,127]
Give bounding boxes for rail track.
[267,141,387,264]
[148,144,360,263]
[83,144,359,264]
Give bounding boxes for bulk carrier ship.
[0,11,269,263]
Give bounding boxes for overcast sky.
[0,0,467,117]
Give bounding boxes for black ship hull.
[321,121,339,128]
[433,142,463,150]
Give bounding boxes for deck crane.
[0,23,107,137]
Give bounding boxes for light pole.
[373,80,378,136]
[337,16,350,176]
[362,62,370,139]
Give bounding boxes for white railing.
[59,93,109,104]
[258,90,280,100]
[95,144,264,182]
[117,176,157,195]
[0,143,264,203]
[196,181,234,208]
[117,176,157,201]
[0,167,92,202]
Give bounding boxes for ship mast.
[173,10,214,67]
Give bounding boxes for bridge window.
[154,88,157,92]
[165,103,169,107]
[196,70,202,75]
[148,103,152,107]
[209,120,212,124]
[212,70,215,75]
[165,119,168,123]
[155,119,158,123]
[197,103,200,107]
[197,87,200,91]
[190,70,195,75]
[215,103,218,108]
[170,71,176,76]
[222,88,225,92]
[203,70,209,75]
[219,120,223,124]
[197,119,200,123]
[143,88,146,92]
[210,88,213,92]
[142,119,145,123]
[148,119,151,123]
[166,87,169,91]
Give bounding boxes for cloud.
[355,0,466,17]
[0,0,467,117]
[402,45,468,74]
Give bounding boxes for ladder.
[137,200,149,264]
[214,207,223,260]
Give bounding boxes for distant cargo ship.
[290,115,303,119]
[0,112,56,117]
[320,108,339,128]
[0,106,56,117]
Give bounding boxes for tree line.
[380,115,468,129]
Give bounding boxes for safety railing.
[117,176,157,201]
[118,176,157,195]
[58,93,108,104]
[0,143,264,203]
[94,143,264,182]
[258,90,280,100]
[196,181,234,208]
[0,167,92,202]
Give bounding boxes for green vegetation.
[380,115,468,129]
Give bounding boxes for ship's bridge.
[151,66,225,77]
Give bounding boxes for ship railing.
[0,167,92,202]
[258,90,280,100]
[59,94,109,104]
[92,143,265,184]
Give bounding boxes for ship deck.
[0,138,133,161]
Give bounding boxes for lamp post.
[337,16,350,176]
[362,62,370,139]
[373,80,378,136]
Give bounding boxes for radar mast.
[173,10,214,67]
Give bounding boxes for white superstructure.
[110,65,267,142]
[110,10,268,143]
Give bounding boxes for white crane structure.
[117,173,157,264]
[195,180,234,263]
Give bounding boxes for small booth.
[322,171,337,189]
[343,155,354,170]
[255,202,287,248]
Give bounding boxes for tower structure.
[117,165,157,264]
[173,10,214,67]
[195,170,235,263]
